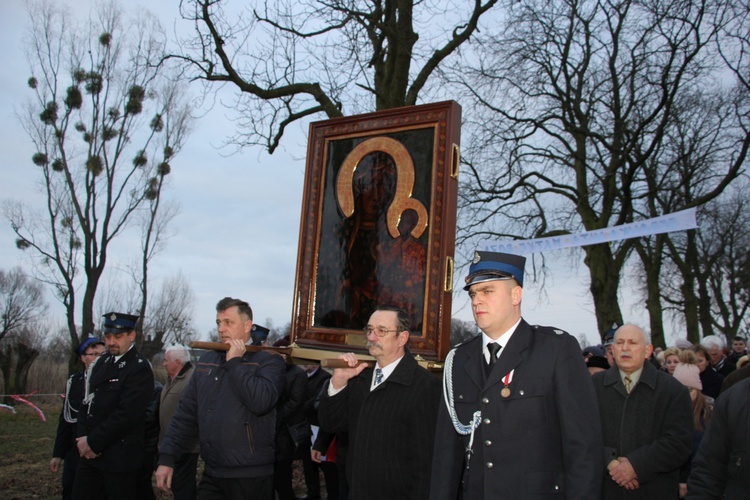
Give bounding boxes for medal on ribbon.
[500,369,514,398]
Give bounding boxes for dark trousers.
[137,450,157,500]
[321,461,340,500]
[61,448,80,500]
[72,459,139,500]
[197,473,273,500]
[301,447,322,498]
[273,459,295,500]
[301,451,340,500]
[172,453,199,500]
[334,460,347,500]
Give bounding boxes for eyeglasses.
[362,326,401,337]
[83,352,103,357]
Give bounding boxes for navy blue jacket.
[158,348,286,478]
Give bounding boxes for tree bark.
[584,244,624,340]
[0,342,40,405]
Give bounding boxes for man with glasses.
[50,336,105,500]
[318,305,440,500]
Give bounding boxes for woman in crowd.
[690,344,724,399]
[661,347,681,375]
[673,350,712,499]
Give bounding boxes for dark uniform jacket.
[430,320,604,499]
[158,348,286,478]
[77,346,155,472]
[319,353,441,500]
[687,378,750,499]
[53,372,85,459]
[592,361,693,499]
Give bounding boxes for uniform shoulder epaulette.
[532,325,570,338]
[453,334,482,350]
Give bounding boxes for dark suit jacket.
[78,347,154,472]
[593,361,693,499]
[319,353,440,500]
[430,320,604,499]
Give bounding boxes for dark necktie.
[374,368,383,386]
[486,343,501,374]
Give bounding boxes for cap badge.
[472,251,482,264]
[110,313,117,321]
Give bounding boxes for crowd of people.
[47,252,749,499]
[581,323,749,499]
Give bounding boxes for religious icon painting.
[291,101,461,361]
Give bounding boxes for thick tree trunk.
[0,342,40,405]
[139,339,162,360]
[66,299,80,377]
[636,236,666,348]
[584,244,624,341]
[682,231,702,344]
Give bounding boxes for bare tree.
[0,268,45,342]
[0,268,47,403]
[660,187,750,342]
[628,82,750,345]
[96,270,197,356]
[455,0,748,339]
[140,272,197,356]
[697,195,750,340]
[133,190,182,348]
[171,0,499,152]
[450,317,478,347]
[4,1,191,373]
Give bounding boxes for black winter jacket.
[687,378,750,499]
[158,348,286,478]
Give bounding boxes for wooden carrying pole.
[320,358,373,369]
[189,341,372,368]
[188,341,292,360]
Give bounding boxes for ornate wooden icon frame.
[291,101,461,361]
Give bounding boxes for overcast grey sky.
[1,0,673,349]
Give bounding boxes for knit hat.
[672,338,694,349]
[673,363,702,391]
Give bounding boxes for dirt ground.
[0,399,324,499]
